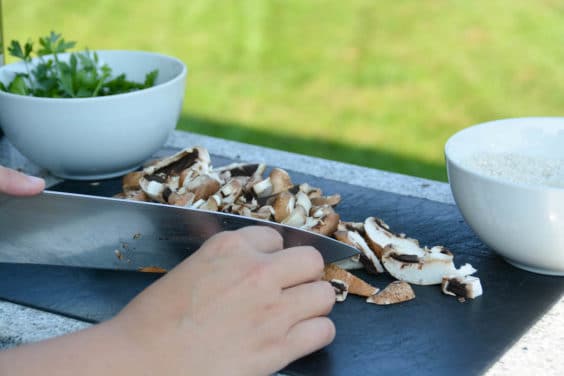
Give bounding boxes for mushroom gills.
[334,229,384,273]
[329,279,349,302]
[441,275,483,299]
[381,245,476,285]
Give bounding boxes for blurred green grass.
[4,0,564,181]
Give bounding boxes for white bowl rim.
[0,49,188,103]
[445,116,564,192]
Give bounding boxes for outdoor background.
[3,0,564,181]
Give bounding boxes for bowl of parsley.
[0,32,187,180]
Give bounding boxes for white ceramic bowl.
[0,50,187,180]
[445,117,564,275]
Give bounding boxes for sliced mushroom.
[323,264,379,297]
[311,204,334,219]
[302,216,321,230]
[233,206,253,217]
[381,245,476,285]
[244,164,267,192]
[363,216,420,259]
[139,178,167,202]
[199,195,220,211]
[299,183,321,197]
[122,171,144,191]
[311,194,341,207]
[269,168,293,194]
[185,174,221,201]
[167,191,196,206]
[281,205,307,227]
[144,146,210,176]
[366,281,415,305]
[251,205,275,221]
[329,279,349,302]
[114,189,148,202]
[138,266,168,273]
[310,212,340,236]
[121,148,483,302]
[252,177,273,198]
[219,177,245,204]
[272,191,295,222]
[214,163,263,180]
[332,254,363,270]
[337,221,365,234]
[441,275,483,299]
[139,147,213,203]
[334,230,384,273]
[295,191,312,214]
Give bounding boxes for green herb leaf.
[8,74,29,95]
[7,40,25,60]
[57,62,75,97]
[4,32,160,98]
[144,69,159,87]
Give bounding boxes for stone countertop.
[1,130,563,375]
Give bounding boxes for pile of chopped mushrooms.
[117,147,483,305]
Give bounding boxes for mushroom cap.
[323,264,379,297]
[273,191,296,222]
[186,175,221,201]
[366,281,415,305]
[311,194,341,207]
[122,171,144,191]
[311,212,340,236]
[269,168,293,194]
[168,191,195,206]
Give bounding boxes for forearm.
[0,319,146,376]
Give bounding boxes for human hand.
[112,226,336,376]
[0,165,45,196]
[0,227,335,376]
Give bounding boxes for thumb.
[0,166,45,196]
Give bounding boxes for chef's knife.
[0,190,359,271]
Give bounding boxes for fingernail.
[25,175,45,185]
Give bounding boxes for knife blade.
[0,190,359,271]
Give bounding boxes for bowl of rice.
[445,117,564,275]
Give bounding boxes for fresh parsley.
[0,32,158,98]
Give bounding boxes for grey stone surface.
[1,131,563,375]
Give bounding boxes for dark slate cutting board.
[1,151,564,376]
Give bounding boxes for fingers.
[0,166,45,196]
[239,226,284,253]
[221,226,284,254]
[281,280,336,323]
[269,246,325,288]
[283,316,336,365]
